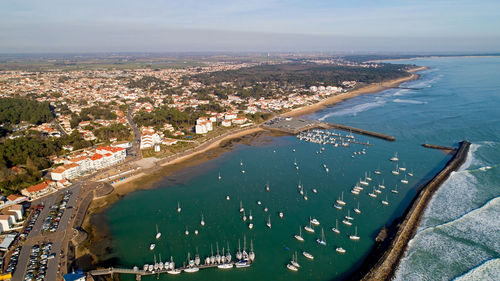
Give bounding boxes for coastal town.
[0,56,416,281]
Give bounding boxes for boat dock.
[90,262,252,280]
[262,117,395,141]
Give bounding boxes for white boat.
[218,172,222,180]
[408,170,414,177]
[236,241,242,260]
[299,187,304,195]
[399,163,407,172]
[390,152,399,162]
[304,221,315,233]
[312,188,318,194]
[287,263,298,271]
[216,242,221,264]
[302,251,314,260]
[359,178,369,186]
[349,226,360,240]
[345,210,354,220]
[226,195,230,200]
[249,210,253,221]
[392,185,399,194]
[316,228,327,246]
[257,201,262,205]
[334,204,343,210]
[366,172,372,181]
[379,179,386,189]
[184,267,199,273]
[351,189,360,195]
[177,202,181,213]
[342,219,352,226]
[332,219,340,234]
[279,211,284,219]
[155,224,161,239]
[143,264,148,271]
[264,207,268,212]
[310,217,320,226]
[150,243,155,250]
[291,252,300,268]
[249,240,255,262]
[336,247,346,254]
[201,214,205,226]
[243,210,247,221]
[248,223,254,229]
[336,192,346,205]
[368,188,377,198]
[304,191,308,201]
[226,242,232,262]
[240,160,243,166]
[148,264,154,272]
[401,174,409,184]
[354,202,361,214]
[241,170,246,174]
[392,164,400,175]
[295,227,305,241]
[194,229,199,235]
[375,188,382,194]
[195,253,201,266]
[266,182,270,192]
[374,165,382,175]
[266,215,272,229]
[185,227,189,236]
[167,269,181,275]
[382,196,389,205]
[325,167,329,173]
[218,263,233,269]
[239,201,244,213]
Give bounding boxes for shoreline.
[76,66,427,269]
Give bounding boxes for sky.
[1,0,499,53]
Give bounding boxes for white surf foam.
[392,99,427,105]
[318,99,386,120]
[453,258,500,281]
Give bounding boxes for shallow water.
[105,57,500,281]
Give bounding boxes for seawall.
[358,140,470,281]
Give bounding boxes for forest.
[191,63,411,89]
[0,97,54,125]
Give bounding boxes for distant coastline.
[76,65,427,270]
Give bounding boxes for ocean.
[103,56,500,281]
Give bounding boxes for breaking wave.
[392,99,427,104]
[318,99,386,120]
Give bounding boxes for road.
[126,105,141,160]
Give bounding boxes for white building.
[0,215,15,233]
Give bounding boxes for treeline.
[192,63,411,89]
[133,106,200,129]
[0,132,92,194]
[70,105,117,128]
[0,97,53,125]
[127,76,169,91]
[94,123,131,141]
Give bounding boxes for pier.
[262,117,395,141]
[358,141,470,281]
[422,143,457,152]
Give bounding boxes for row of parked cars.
[42,191,71,233]
[24,242,54,281]
[20,206,44,240]
[5,246,22,274]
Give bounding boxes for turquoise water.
[105,57,500,281]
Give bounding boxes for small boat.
[336,247,346,254]
[185,227,189,236]
[408,170,414,177]
[359,178,369,186]
[150,243,155,251]
[249,240,255,262]
[375,188,382,194]
[366,172,372,181]
[374,165,382,175]
[279,211,284,219]
[392,185,399,194]
[295,227,305,241]
[226,195,230,200]
[218,263,233,269]
[184,253,199,273]
[287,263,298,271]
[299,187,304,195]
[226,242,232,262]
[155,224,161,239]
[349,226,360,240]
[331,219,340,234]
[201,214,205,226]
[210,245,216,264]
[316,228,327,246]
[390,152,399,162]
[218,172,222,180]
[345,210,354,221]
[401,174,409,184]
[177,202,181,213]
[241,170,246,174]
[143,264,148,271]
[266,215,272,229]
[243,210,247,221]
[291,252,300,268]
[368,188,377,198]
[167,269,181,274]
[379,179,386,189]
[336,192,346,205]
[342,219,352,226]
[354,202,361,214]
[216,242,221,264]
[304,191,308,201]
[257,201,262,205]
[325,167,329,173]
[236,241,242,260]
[304,221,315,233]
[351,189,360,195]
[264,207,268,212]
[399,163,407,172]
[334,204,343,210]
[240,160,243,166]
[310,217,320,226]
[302,251,314,260]
[312,188,318,194]
[248,223,254,229]
[249,210,253,221]
[194,229,199,235]
[148,264,154,272]
[392,164,400,175]
[239,201,244,213]
[382,196,389,205]
[266,182,270,192]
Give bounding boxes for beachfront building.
[0,215,15,233]
[21,180,55,199]
[140,133,162,149]
[195,117,214,134]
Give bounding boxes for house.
[162,139,178,146]
[233,117,248,125]
[0,215,15,233]
[7,205,23,222]
[221,120,232,127]
[6,194,26,204]
[21,180,54,199]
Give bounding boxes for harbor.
[262,117,395,141]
